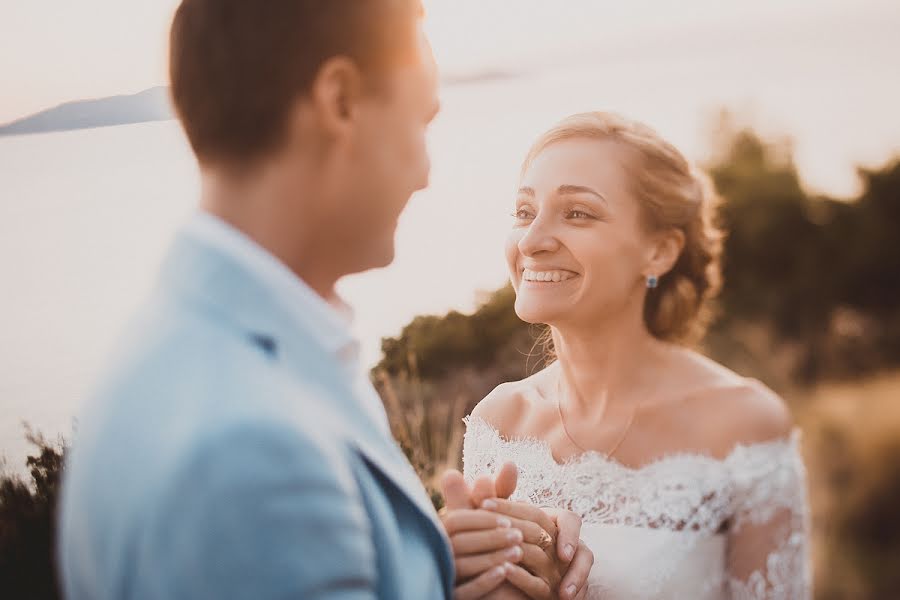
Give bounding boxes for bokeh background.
[2,1,899,597]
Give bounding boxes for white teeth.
[522,269,576,283]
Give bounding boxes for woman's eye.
[567,210,593,219]
[512,209,534,220]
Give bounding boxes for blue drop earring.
[646,275,659,289]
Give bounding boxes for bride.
[464,112,811,599]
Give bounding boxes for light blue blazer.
[58,233,454,599]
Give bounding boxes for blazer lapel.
[291,354,455,599]
[276,332,448,543]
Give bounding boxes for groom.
[58,1,591,599]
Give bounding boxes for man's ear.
[645,228,685,280]
[308,56,366,138]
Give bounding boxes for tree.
[0,429,66,600]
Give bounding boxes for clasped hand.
[440,463,592,600]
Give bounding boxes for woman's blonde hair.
[523,111,724,345]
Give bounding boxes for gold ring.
[538,530,554,549]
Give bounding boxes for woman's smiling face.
[506,137,655,326]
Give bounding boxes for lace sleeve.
[725,431,812,600]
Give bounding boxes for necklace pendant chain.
[556,372,638,459]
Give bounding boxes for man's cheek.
[411,135,430,187]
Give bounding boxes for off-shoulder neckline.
[464,415,802,474]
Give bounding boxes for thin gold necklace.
[555,370,638,459]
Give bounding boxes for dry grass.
[375,368,477,506]
[791,371,900,599]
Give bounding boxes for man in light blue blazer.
[58,1,593,599]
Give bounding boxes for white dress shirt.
[182,211,392,435]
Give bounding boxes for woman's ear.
[645,228,686,280]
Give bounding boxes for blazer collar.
[181,212,356,358]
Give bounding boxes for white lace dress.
[463,416,811,600]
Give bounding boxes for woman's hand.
[542,508,593,600]
[479,499,561,599]
[480,499,593,600]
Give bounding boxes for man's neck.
[199,169,341,302]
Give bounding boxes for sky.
[2,0,898,124]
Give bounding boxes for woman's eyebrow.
[556,184,608,205]
[517,185,607,205]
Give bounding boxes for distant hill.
[0,70,521,138]
[0,87,173,137]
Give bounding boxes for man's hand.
[442,469,522,600]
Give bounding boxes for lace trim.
[463,416,803,531]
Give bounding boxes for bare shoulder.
[470,368,551,437]
[716,379,792,442]
[673,351,794,455]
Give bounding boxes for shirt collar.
[181,211,358,361]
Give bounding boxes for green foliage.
[376,284,534,379]
[839,164,900,314]
[0,429,66,600]
[709,128,822,333]
[707,122,900,380]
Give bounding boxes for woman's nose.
[518,216,560,257]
